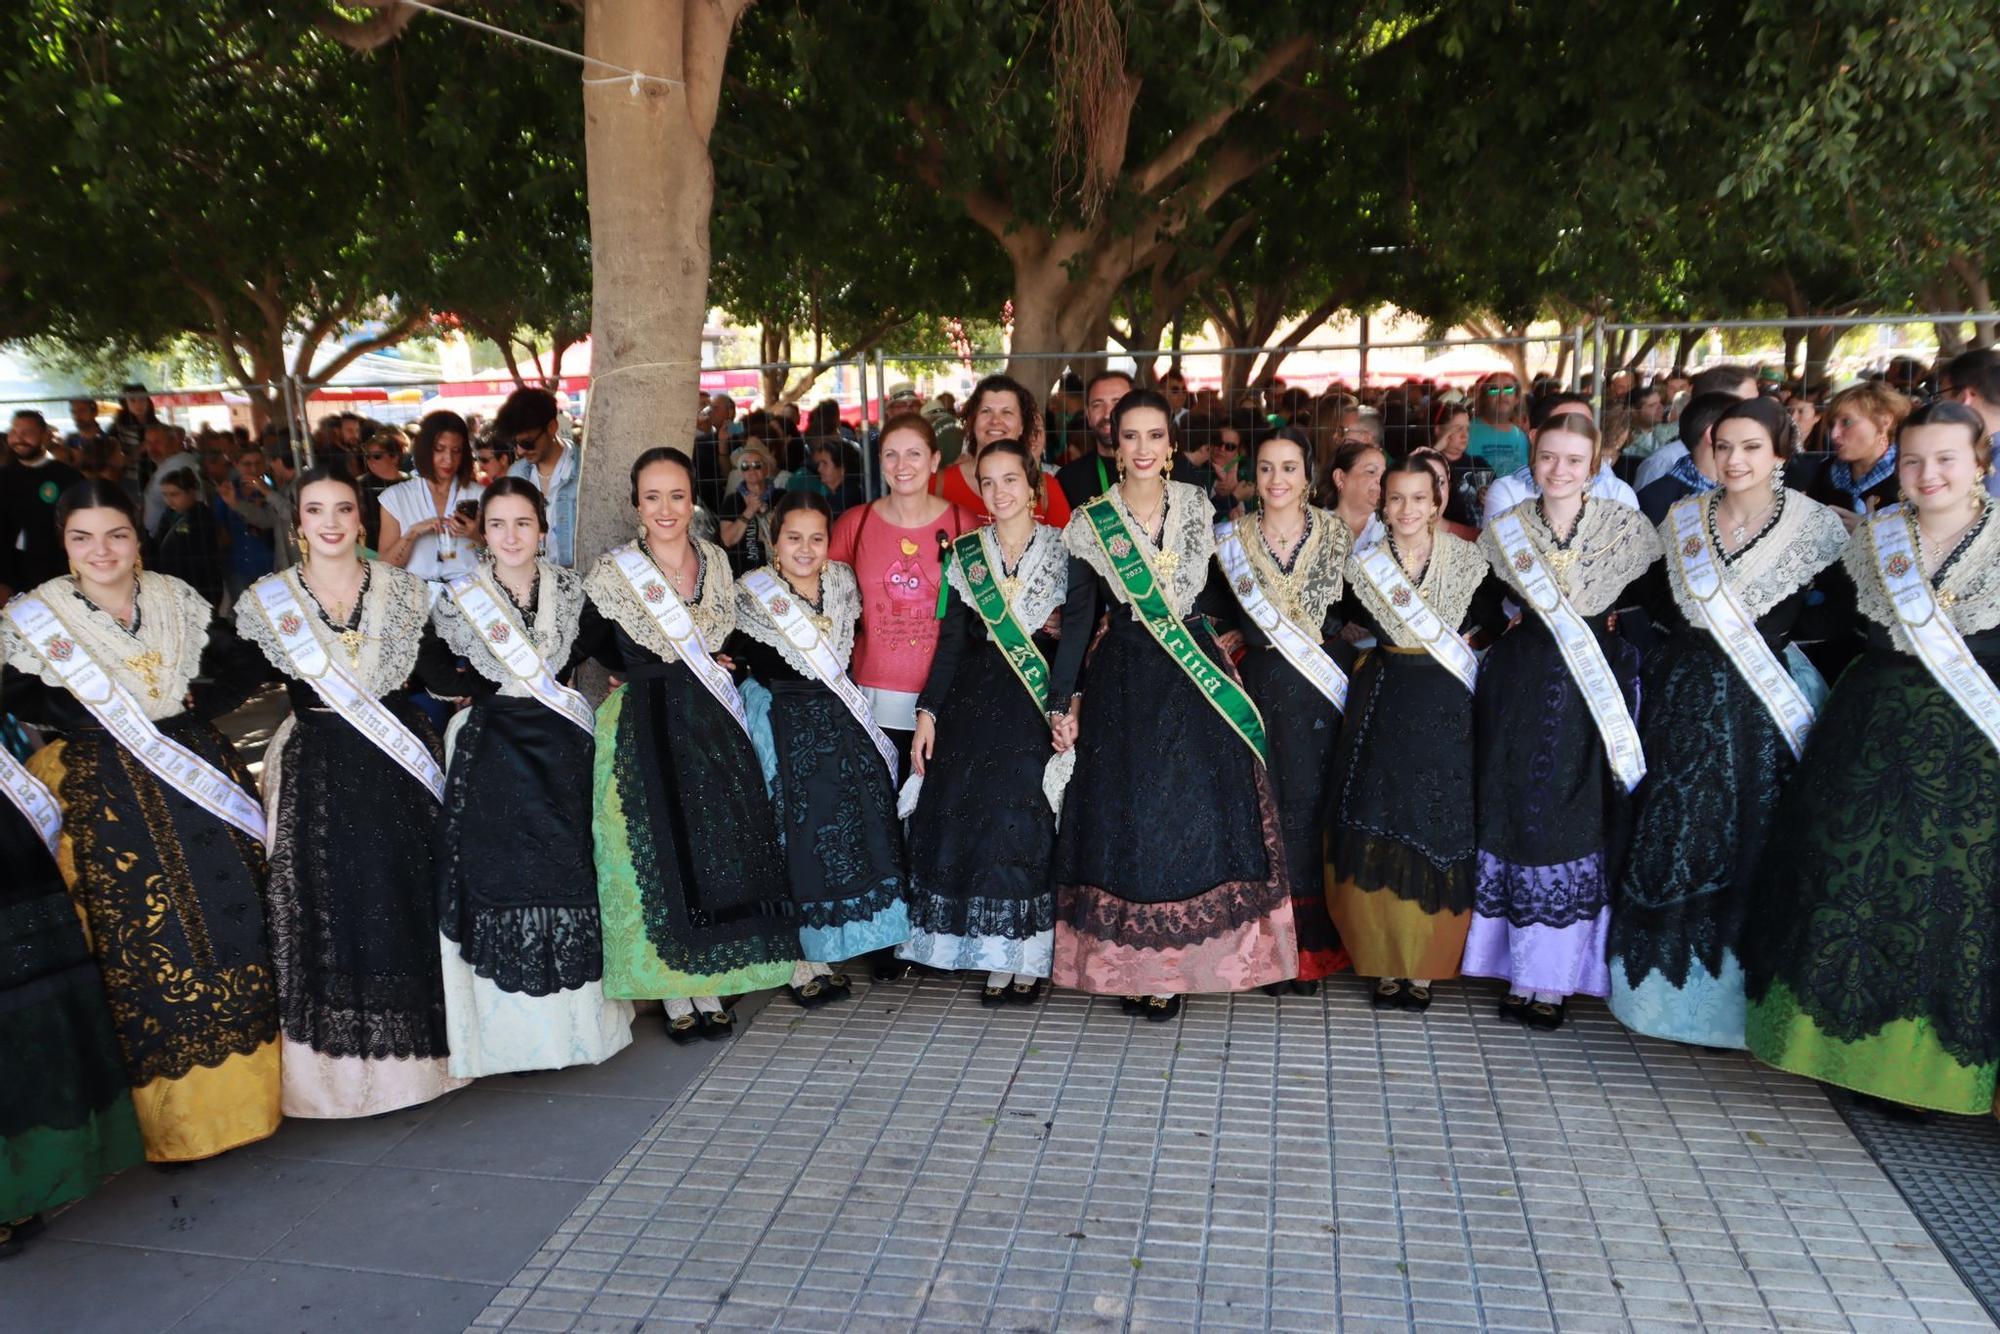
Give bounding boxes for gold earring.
[133,550,143,573]
[297,529,310,569]
[1163,452,1174,480]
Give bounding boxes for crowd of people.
[6,344,2000,1263]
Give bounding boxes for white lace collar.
[1063,479,1214,618]
[1348,530,1489,647]
[1483,496,1662,617]
[1667,491,1849,624]
[239,561,431,696]
[1848,500,2000,639]
[946,523,1068,633]
[3,572,213,720]
[432,560,588,694]
[733,561,862,678]
[583,539,737,663]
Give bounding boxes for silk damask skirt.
[1049,615,1297,994]
[1743,651,2000,1114]
[30,718,281,1159]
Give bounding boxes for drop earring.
[297,530,310,570]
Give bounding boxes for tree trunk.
[1672,328,1704,373]
[1004,250,1116,391]
[1802,326,1841,390]
[577,0,744,568]
[759,324,790,407]
[1782,327,1803,380]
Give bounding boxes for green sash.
[1082,497,1267,761]
[954,530,1052,716]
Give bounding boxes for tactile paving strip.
[1835,1092,2000,1323]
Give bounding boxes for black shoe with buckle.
[1143,994,1183,1023]
[1371,979,1406,1009]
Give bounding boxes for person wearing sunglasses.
[1468,373,1530,477]
[357,429,409,551]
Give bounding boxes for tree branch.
[1252,282,1356,385]
[1129,33,1316,197]
[297,308,431,389]
[778,314,913,404]
[317,0,423,51]
[185,279,257,387]
[685,0,756,145]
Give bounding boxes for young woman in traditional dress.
[2,479,281,1158]
[1330,460,1506,1011]
[1,707,142,1252]
[1609,398,1848,1048]
[899,440,1068,1003]
[729,491,910,1006]
[1743,402,2000,1114]
[1208,431,1352,992]
[1049,390,1298,1020]
[580,447,797,1043]
[1469,413,1663,1030]
[238,468,464,1116]
[420,477,633,1076]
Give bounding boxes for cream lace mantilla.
[1238,506,1348,632]
[239,561,431,697]
[3,571,213,720]
[432,559,588,695]
[1063,479,1213,619]
[733,560,862,676]
[946,523,1068,633]
[1666,491,1849,624]
[1483,496,1662,617]
[583,539,736,663]
[1847,500,2000,640]
[1348,531,1489,647]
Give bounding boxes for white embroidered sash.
[1214,521,1349,712]
[0,744,61,857]
[1670,501,1815,759]
[3,596,268,842]
[1354,544,1481,693]
[1491,512,1646,792]
[250,577,445,800]
[1872,510,2000,757]
[445,572,594,734]
[743,569,899,779]
[610,546,752,739]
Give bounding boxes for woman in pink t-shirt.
[829,413,978,773]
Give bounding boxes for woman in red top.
[932,374,1072,528]
[830,413,979,773]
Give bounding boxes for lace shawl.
[1482,496,1663,616]
[1062,479,1214,619]
[432,560,588,696]
[1846,500,2000,639]
[944,524,1068,632]
[1234,507,1347,632]
[582,539,737,663]
[1347,531,1489,648]
[2,571,212,720]
[732,560,862,676]
[239,561,431,697]
[1665,491,1849,623]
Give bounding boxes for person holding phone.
[377,411,477,579]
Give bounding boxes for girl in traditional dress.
[1743,402,2000,1114]
[1049,390,1298,1020]
[420,477,634,1076]
[238,468,466,1116]
[1609,399,1848,1048]
[899,440,1067,1003]
[581,447,797,1043]
[1,718,142,1252]
[729,491,910,1006]
[2,479,282,1159]
[1208,431,1352,992]
[1470,413,1663,1030]
[1330,460,1505,1011]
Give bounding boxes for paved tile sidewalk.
[476,976,1996,1333]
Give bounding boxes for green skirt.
[592,673,797,999]
[1742,651,2000,1114]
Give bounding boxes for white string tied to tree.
[395,0,683,92]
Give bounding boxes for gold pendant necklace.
[124,649,165,700]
